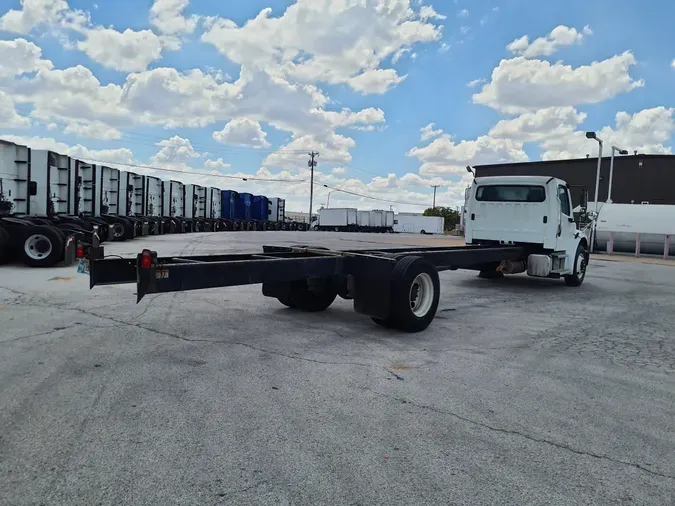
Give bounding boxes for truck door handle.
[568,217,574,223]
[471,213,475,221]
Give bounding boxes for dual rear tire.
[271,253,441,333]
[371,256,440,333]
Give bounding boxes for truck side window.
[558,185,571,216]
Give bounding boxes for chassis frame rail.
[87,244,525,303]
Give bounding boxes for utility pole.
[308,151,319,229]
[431,185,440,208]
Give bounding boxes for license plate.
[77,259,90,275]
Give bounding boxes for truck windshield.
[475,185,546,203]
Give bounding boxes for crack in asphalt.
[367,389,675,481]
[1,290,407,380]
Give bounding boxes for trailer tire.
[564,243,588,287]
[21,225,64,267]
[386,256,440,333]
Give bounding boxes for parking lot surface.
[1,232,674,505]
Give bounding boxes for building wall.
[475,155,675,208]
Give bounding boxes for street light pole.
[585,132,604,212]
[326,190,335,208]
[607,146,629,203]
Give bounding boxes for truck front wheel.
[564,244,588,287]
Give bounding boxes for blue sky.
[0,0,673,211]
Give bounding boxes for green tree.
[423,206,460,231]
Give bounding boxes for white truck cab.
[465,175,591,285]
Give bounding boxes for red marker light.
[140,250,153,269]
[76,245,85,259]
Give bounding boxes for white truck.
[394,213,444,235]
[83,175,594,334]
[465,175,591,285]
[318,208,358,232]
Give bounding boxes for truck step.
[550,251,567,273]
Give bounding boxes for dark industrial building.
[475,154,675,208]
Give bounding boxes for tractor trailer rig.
[79,176,593,333]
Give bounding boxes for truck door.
[556,184,577,253]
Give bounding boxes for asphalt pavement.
[1,232,674,505]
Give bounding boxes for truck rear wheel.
[564,244,588,287]
[382,256,440,333]
[21,225,64,267]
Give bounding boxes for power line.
[78,157,308,183]
[317,182,428,207]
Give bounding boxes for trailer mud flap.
[349,256,395,319]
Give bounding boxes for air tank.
[594,203,675,255]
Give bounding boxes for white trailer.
[269,198,286,222]
[318,207,358,231]
[207,187,222,220]
[385,211,395,231]
[369,210,384,229]
[184,184,210,230]
[357,210,370,228]
[144,176,164,218]
[394,213,444,235]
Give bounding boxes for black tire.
[275,246,336,311]
[385,256,440,333]
[109,220,128,241]
[20,225,64,267]
[420,230,426,235]
[281,278,337,312]
[564,243,588,287]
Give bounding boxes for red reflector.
[76,245,85,259]
[140,250,153,269]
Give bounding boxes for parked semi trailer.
[394,214,445,235]
[206,187,226,231]
[238,192,255,230]
[221,190,242,230]
[162,179,192,233]
[185,184,210,232]
[79,176,593,333]
[142,175,169,235]
[252,195,270,229]
[268,197,287,230]
[318,208,358,231]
